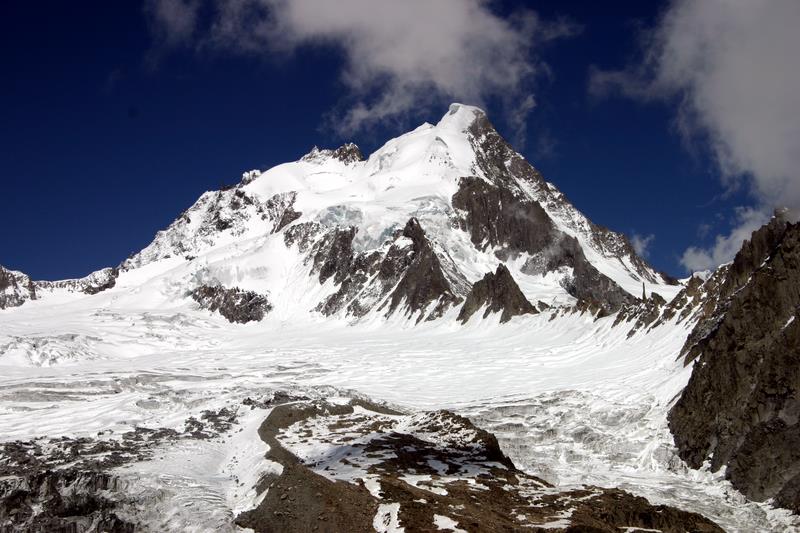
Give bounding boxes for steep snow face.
[242,103,478,248]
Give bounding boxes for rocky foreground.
[1,392,721,532]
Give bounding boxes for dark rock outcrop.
[458,264,537,323]
[680,215,791,363]
[316,249,383,318]
[190,285,272,323]
[452,176,634,316]
[266,191,302,233]
[382,218,462,321]
[0,470,135,533]
[283,221,321,253]
[329,143,364,164]
[0,265,36,309]
[466,107,674,286]
[559,238,637,316]
[310,226,358,285]
[668,215,800,512]
[452,175,555,256]
[80,267,118,295]
[613,291,667,337]
[297,218,464,321]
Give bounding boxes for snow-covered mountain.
[1,104,678,324]
[1,105,798,532]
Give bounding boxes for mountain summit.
[1,104,677,324]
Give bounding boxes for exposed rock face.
[383,218,462,321]
[458,264,536,323]
[452,176,634,315]
[315,249,383,318]
[236,396,721,533]
[310,226,358,285]
[123,187,290,269]
[0,470,135,533]
[79,267,118,294]
[613,291,667,337]
[466,107,674,287]
[0,265,36,309]
[190,285,272,323]
[668,216,800,512]
[558,237,637,316]
[266,191,302,233]
[304,218,465,322]
[452,175,555,255]
[35,267,119,296]
[330,142,365,164]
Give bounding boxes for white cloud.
[630,233,655,258]
[145,0,200,47]
[590,0,800,270]
[145,0,577,134]
[679,207,768,272]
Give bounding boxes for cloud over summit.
[146,0,576,135]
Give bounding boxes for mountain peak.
[436,103,486,132]
[301,142,364,164]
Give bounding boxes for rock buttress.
[458,264,537,323]
[668,216,800,512]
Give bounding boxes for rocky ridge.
[0,266,120,311]
[668,213,800,513]
[0,266,36,310]
[236,395,721,533]
[457,264,537,323]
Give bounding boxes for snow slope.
[0,304,795,531]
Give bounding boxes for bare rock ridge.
[668,213,800,513]
[613,291,667,337]
[383,218,462,321]
[267,191,302,234]
[286,217,465,322]
[0,265,36,310]
[0,265,119,310]
[458,264,537,323]
[451,172,634,316]
[679,214,792,363]
[301,142,364,164]
[465,107,675,284]
[35,267,119,295]
[236,396,722,533]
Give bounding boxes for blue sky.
[2,0,796,280]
